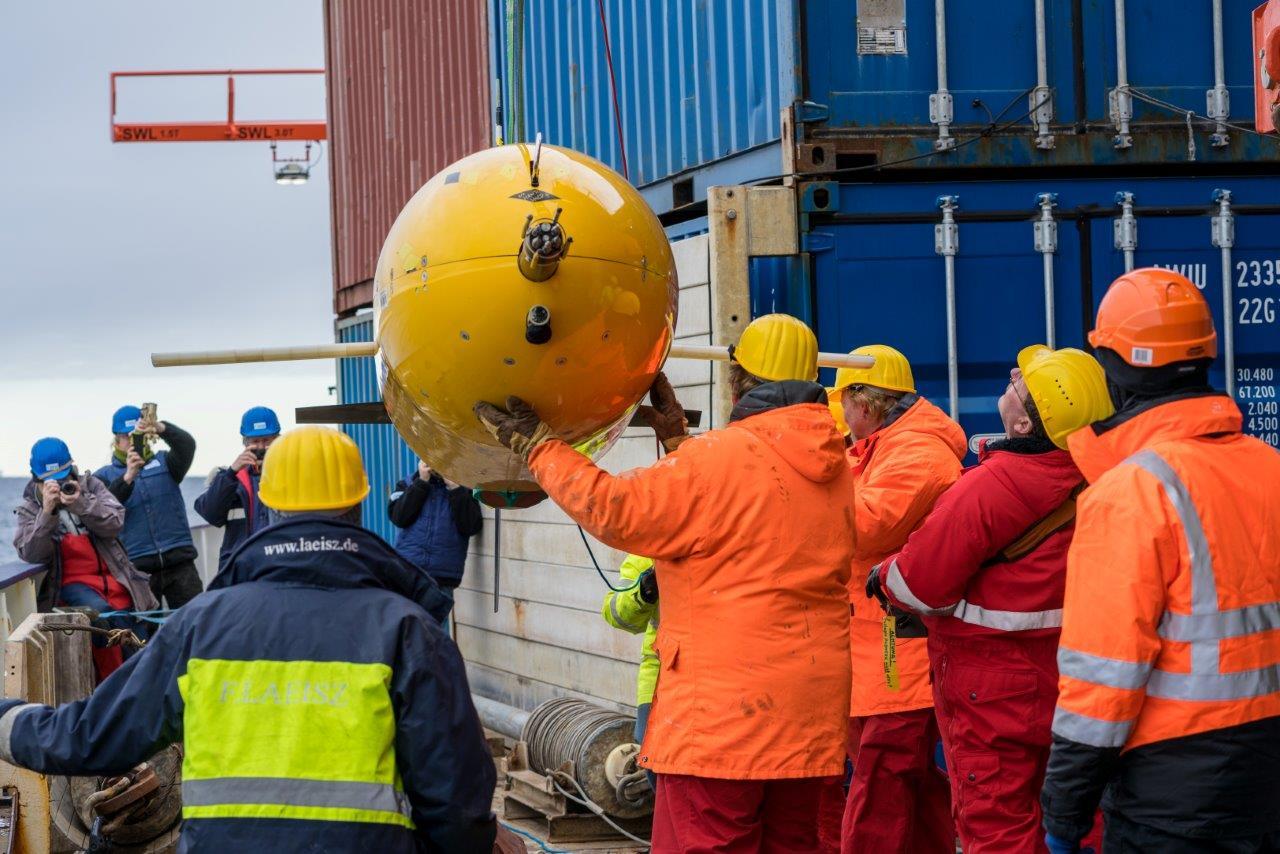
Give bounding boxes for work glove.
[866,565,928,638]
[473,396,557,461]
[634,372,690,453]
[1044,833,1081,854]
[637,568,659,604]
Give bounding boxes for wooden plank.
[676,284,711,338]
[672,235,710,287]
[471,516,629,570]
[466,661,633,715]
[453,588,640,661]
[458,555,626,614]
[458,626,639,707]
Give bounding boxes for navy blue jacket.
[194,467,270,572]
[96,423,196,565]
[0,518,495,853]
[388,473,482,586]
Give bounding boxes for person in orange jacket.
[832,345,966,854]
[1040,268,1280,853]
[475,314,855,853]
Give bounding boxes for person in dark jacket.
[387,459,482,613]
[13,437,159,682]
[195,406,280,572]
[0,426,498,853]
[95,405,202,608]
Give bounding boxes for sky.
[0,2,336,478]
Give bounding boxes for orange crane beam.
[110,69,326,143]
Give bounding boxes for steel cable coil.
[520,697,649,819]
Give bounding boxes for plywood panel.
[458,626,639,708]
[453,588,639,661]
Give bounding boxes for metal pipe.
[1207,0,1230,147]
[473,694,530,739]
[1110,0,1133,148]
[936,196,961,420]
[1032,0,1055,149]
[1035,193,1059,347]
[669,343,874,370]
[1113,192,1138,272]
[152,341,873,370]
[1212,189,1236,397]
[151,342,377,367]
[930,0,955,151]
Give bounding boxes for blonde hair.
[729,362,767,400]
[843,384,904,424]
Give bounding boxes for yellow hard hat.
[258,426,371,512]
[731,314,819,382]
[832,344,915,394]
[827,387,850,436]
[1017,345,1115,449]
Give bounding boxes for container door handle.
[935,195,960,420]
[1034,193,1059,347]
[1211,189,1236,397]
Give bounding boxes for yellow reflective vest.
[602,554,659,705]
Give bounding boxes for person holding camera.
[96,404,202,609]
[387,459,483,615]
[195,406,280,573]
[14,437,159,681]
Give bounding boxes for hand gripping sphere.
[372,144,677,507]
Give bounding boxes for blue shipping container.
[490,0,790,212]
[806,174,1280,452]
[337,314,419,544]
[492,0,1274,214]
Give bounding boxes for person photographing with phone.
[97,403,202,608]
[13,437,158,681]
[196,406,280,573]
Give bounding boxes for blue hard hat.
[240,406,281,438]
[112,405,142,435]
[30,437,73,480]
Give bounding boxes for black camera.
[59,471,79,495]
[250,447,267,461]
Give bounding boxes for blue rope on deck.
[96,608,173,625]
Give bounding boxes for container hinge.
[1206,85,1231,148]
[1211,188,1234,250]
[1108,86,1133,149]
[1113,191,1138,271]
[934,195,959,256]
[1034,193,1058,253]
[1030,86,1055,150]
[929,92,956,151]
[794,100,830,124]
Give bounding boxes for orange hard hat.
[1088,267,1217,368]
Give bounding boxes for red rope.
[595,0,629,181]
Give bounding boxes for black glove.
[474,396,556,461]
[867,565,927,638]
[634,372,690,452]
[865,565,888,607]
[637,568,659,604]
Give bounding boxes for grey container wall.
[492,0,1276,214]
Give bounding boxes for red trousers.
[930,633,1059,854]
[651,773,843,853]
[842,709,955,854]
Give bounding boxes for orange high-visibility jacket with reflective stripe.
[847,397,966,717]
[1054,395,1280,752]
[529,402,855,780]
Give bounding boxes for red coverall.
[880,437,1089,854]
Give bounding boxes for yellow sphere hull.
[373,144,677,493]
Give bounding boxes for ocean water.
[0,476,211,565]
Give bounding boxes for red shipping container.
[325,0,492,314]
[1255,0,1280,133]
